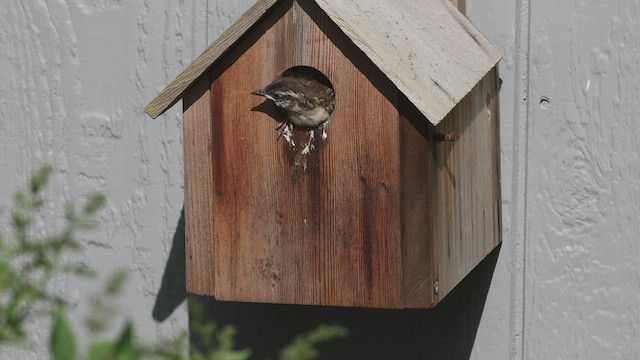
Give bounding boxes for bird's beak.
[251,89,267,97]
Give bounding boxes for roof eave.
[146,0,502,126]
[145,0,280,119]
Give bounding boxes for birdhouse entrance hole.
[281,66,334,93]
[251,65,336,176]
[254,65,335,130]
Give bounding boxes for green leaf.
[87,342,116,360]
[50,311,76,360]
[30,165,53,194]
[64,203,76,222]
[11,211,31,231]
[13,192,28,208]
[113,322,135,355]
[105,271,128,295]
[83,194,106,215]
[216,325,238,350]
[210,349,251,360]
[86,323,139,360]
[0,261,16,289]
[279,325,348,360]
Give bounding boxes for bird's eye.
[272,90,291,100]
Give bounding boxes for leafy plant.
[0,165,103,344]
[278,325,348,360]
[0,166,348,359]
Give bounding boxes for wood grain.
[449,0,466,15]
[183,0,501,308]
[431,67,502,303]
[291,0,500,125]
[209,0,403,308]
[147,0,500,126]
[183,76,216,295]
[399,99,437,308]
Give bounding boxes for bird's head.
[251,78,305,113]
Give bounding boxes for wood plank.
[209,0,403,308]
[399,0,502,309]
[183,0,502,308]
[432,67,502,302]
[183,76,216,295]
[298,0,403,307]
[313,0,500,125]
[400,99,437,308]
[146,0,279,119]
[449,0,466,15]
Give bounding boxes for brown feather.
[252,69,335,128]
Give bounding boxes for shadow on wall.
[153,209,501,359]
[152,209,187,322]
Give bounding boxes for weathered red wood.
[210,0,403,308]
[431,67,502,303]
[183,76,216,295]
[400,99,437,308]
[182,0,502,308]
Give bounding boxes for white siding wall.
[524,1,640,359]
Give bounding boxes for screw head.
[434,280,440,294]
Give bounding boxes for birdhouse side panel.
[207,1,405,308]
[432,67,502,302]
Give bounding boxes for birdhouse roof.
[145,0,501,125]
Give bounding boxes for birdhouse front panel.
[207,0,406,308]
[149,0,502,309]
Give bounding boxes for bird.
[251,67,335,149]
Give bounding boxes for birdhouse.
[146,0,502,308]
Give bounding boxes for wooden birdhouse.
[146,0,502,308]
